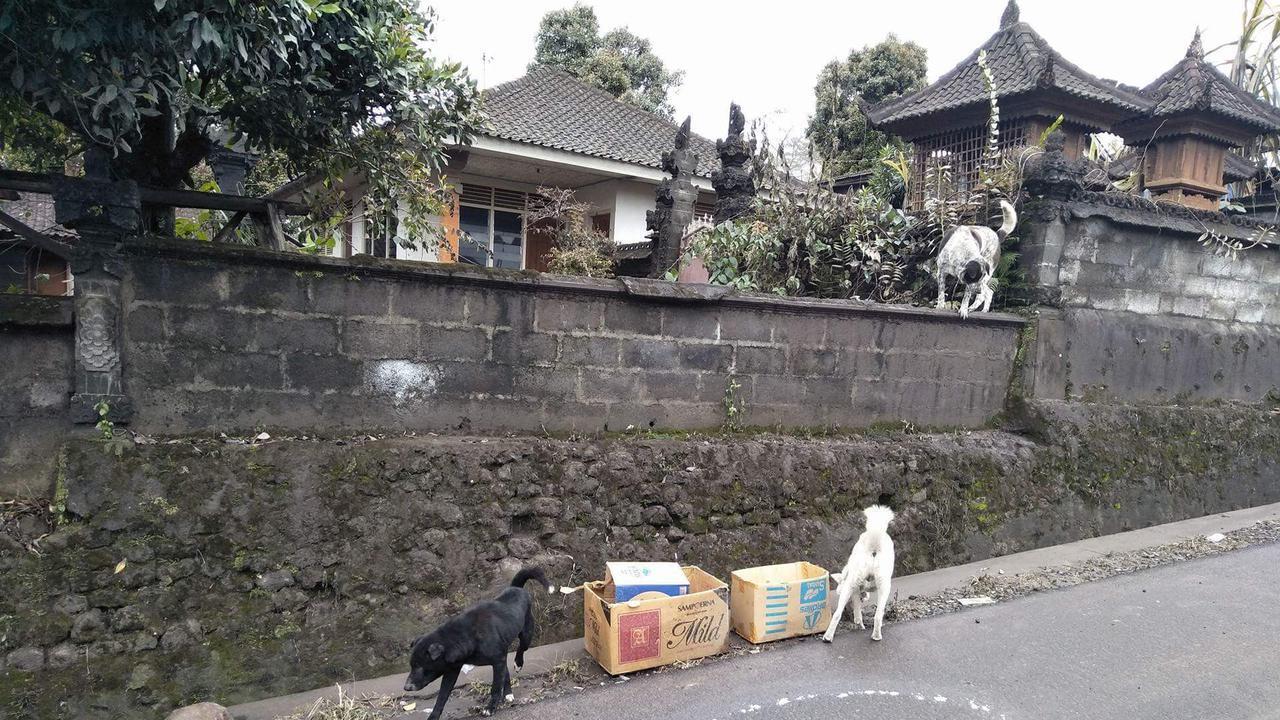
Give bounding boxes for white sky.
[422,0,1252,143]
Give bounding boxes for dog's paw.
[855,621,865,630]
[871,631,882,641]
[822,632,834,643]
[479,710,492,718]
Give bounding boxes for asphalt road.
[497,543,1280,720]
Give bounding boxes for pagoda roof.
[868,1,1151,136]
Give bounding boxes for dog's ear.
[428,642,445,661]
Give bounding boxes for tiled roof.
[1131,33,1280,134]
[867,1,1150,130]
[480,65,720,178]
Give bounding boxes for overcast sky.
[422,0,1250,142]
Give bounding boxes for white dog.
[934,199,1017,319]
[823,505,895,643]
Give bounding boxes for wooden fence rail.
[0,169,309,251]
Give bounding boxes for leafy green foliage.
[526,187,615,278]
[0,95,81,172]
[677,85,1034,310]
[678,138,920,302]
[0,0,480,244]
[531,4,682,117]
[807,35,927,178]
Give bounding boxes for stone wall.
[120,238,1022,437]
[0,296,75,496]
[1021,198,1280,404]
[2,402,1278,717]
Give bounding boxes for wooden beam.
[0,209,75,257]
[138,187,307,215]
[0,169,308,215]
[210,211,248,244]
[265,202,287,251]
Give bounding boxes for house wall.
[570,180,620,239]
[613,179,661,244]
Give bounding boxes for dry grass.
[276,686,398,720]
[542,658,592,686]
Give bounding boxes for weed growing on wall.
[92,400,131,458]
[722,374,745,432]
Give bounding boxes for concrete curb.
[229,501,1280,719]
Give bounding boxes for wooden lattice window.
[907,121,1029,209]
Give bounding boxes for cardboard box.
[730,561,833,643]
[583,565,730,675]
[606,561,690,602]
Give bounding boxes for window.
[492,210,522,268]
[591,213,611,237]
[459,205,490,266]
[457,183,528,269]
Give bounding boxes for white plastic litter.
[1206,533,1226,543]
[958,596,997,606]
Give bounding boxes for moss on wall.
[1,401,1277,718]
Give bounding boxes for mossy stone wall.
[2,401,1277,718]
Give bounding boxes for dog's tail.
[511,566,554,594]
[997,199,1017,240]
[863,505,895,535]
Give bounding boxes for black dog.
[404,567,552,719]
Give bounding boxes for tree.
[0,95,81,173]
[0,0,480,239]
[531,3,600,77]
[531,4,682,117]
[807,35,927,179]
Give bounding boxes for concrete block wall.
[1020,202,1280,404]
[118,239,1023,436]
[1051,216,1280,325]
[0,296,75,495]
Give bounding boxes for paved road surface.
[498,543,1280,720]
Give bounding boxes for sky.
[421,0,1253,143]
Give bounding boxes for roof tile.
[480,66,719,178]
[1132,34,1280,134]
[867,15,1151,129]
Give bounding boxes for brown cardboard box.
[583,565,730,675]
[730,561,833,644]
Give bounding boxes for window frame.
[458,185,529,270]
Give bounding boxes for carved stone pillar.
[52,173,140,424]
[712,103,756,224]
[1021,130,1086,201]
[646,117,700,278]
